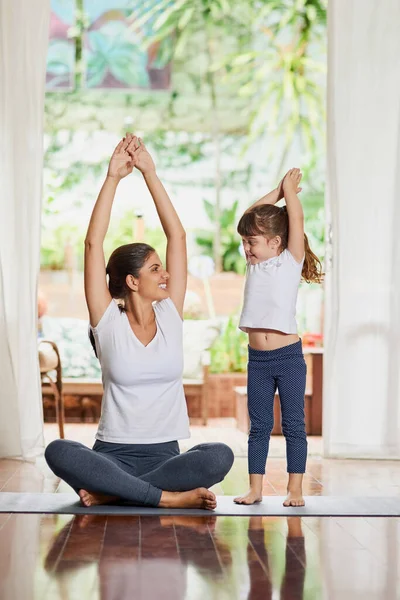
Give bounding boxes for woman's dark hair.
[237,204,324,284]
[89,242,155,357]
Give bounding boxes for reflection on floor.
[0,423,399,599]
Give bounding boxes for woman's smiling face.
[135,252,170,301]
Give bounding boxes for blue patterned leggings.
[247,340,308,474]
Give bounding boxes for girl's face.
[241,235,281,264]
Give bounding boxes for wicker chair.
[38,339,65,439]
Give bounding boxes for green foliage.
[214,0,327,173]
[40,205,167,272]
[140,129,208,168]
[302,188,325,261]
[136,0,253,271]
[46,40,74,88]
[104,212,167,265]
[136,0,327,174]
[210,316,248,373]
[42,129,110,229]
[41,0,327,280]
[194,198,245,274]
[41,224,84,270]
[86,24,150,88]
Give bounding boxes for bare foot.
[160,515,217,533]
[159,488,217,511]
[283,490,305,507]
[78,489,119,507]
[287,516,303,536]
[249,516,264,530]
[76,514,95,528]
[234,490,262,505]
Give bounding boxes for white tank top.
[239,249,304,334]
[90,298,190,444]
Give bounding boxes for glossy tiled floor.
[1,423,400,600]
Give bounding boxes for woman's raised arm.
[84,136,135,327]
[129,137,187,318]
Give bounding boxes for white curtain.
[0,1,51,458]
[324,0,400,458]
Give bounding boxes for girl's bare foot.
[78,489,119,507]
[287,516,303,536]
[235,474,263,505]
[159,488,217,511]
[283,473,305,507]
[283,490,305,507]
[234,490,262,505]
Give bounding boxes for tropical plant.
[41,224,83,271]
[195,198,245,274]
[40,198,167,272]
[217,0,327,177]
[86,23,150,88]
[136,0,252,272]
[42,130,111,264]
[103,212,167,266]
[42,0,327,280]
[210,316,248,373]
[136,0,327,266]
[301,187,325,261]
[46,39,75,89]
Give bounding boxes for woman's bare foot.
[76,514,95,528]
[159,488,217,511]
[78,489,119,507]
[160,515,217,533]
[234,490,262,505]
[283,489,305,507]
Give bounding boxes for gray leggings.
[45,439,234,507]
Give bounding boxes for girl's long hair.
[237,204,323,284]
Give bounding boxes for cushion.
[182,319,221,379]
[41,316,102,379]
[42,315,221,382]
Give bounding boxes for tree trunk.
[206,33,223,273]
[212,127,223,273]
[74,0,84,89]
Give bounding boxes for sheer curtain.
[324,0,400,458]
[0,1,51,458]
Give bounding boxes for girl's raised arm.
[283,168,304,263]
[245,171,302,213]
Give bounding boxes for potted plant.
[207,317,248,418]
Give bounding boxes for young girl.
[234,168,323,507]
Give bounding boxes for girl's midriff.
[248,328,300,351]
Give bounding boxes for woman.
[45,134,234,510]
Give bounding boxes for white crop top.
[239,249,304,334]
[90,298,190,444]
